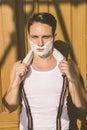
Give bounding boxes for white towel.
[23,48,64,66]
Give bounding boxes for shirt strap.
[21,87,33,129]
[57,75,69,130]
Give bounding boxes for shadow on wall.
[54,40,70,59]
[54,40,87,130]
[0,0,87,68]
[0,0,87,129]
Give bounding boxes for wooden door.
[0,0,87,130]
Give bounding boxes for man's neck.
[33,53,54,63]
[31,53,57,71]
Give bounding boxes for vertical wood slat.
[0,2,3,112]
[0,2,18,97]
[80,4,87,89]
[23,0,36,53]
[0,0,87,130]
[71,3,87,88]
[36,0,49,13]
[0,0,19,130]
[85,5,87,89]
[0,0,20,129]
[51,1,72,42]
[15,0,26,59]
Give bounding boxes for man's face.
[28,22,56,57]
[28,22,53,46]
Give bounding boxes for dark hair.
[27,12,57,35]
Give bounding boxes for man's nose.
[38,38,44,46]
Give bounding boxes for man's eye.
[43,36,49,39]
[43,36,52,39]
[32,36,38,39]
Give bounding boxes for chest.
[23,66,63,99]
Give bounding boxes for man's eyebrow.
[30,34,41,36]
[42,35,52,37]
[30,34,52,37]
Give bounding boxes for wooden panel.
[23,0,35,53]
[0,0,87,130]
[48,0,72,41]
[0,3,3,112]
[15,0,26,59]
[0,1,18,97]
[71,2,87,89]
[0,0,20,129]
[36,0,49,12]
[0,112,19,130]
[85,4,87,89]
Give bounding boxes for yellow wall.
[0,0,87,129]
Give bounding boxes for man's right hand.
[10,60,28,88]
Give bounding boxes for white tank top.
[20,62,69,130]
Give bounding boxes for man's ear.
[27,31,30,43]
[53,33,57,41]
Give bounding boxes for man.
[2,12,87,130]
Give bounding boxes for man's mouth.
[37,48,44,51]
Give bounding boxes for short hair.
[27,12,57,35]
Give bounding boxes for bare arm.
[2,61,28,112]
[59,59,87,111]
